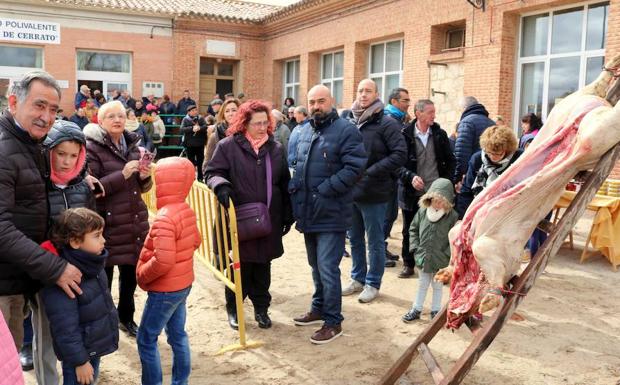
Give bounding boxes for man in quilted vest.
[136,157,201,385]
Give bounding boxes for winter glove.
[282,223,292,236]
[215,185,233,209]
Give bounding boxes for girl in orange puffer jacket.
[136,157,201,385]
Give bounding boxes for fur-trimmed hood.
[419,178,455,209]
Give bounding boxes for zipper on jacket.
[62,189,69,211]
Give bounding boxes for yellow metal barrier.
[142,180,263,354]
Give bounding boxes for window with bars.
[369,40,403,101]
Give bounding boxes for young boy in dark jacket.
[40,208,119,385]
[402,178,458,322]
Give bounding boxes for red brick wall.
[42,26,173,114]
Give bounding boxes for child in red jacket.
[136,157,201,385]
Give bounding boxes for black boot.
[227,308,239,330]
[19,344,33,371]
[255,311,272,329]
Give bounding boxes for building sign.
[0,18,60,44]
[206,40,236,57]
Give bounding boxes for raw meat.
[444,55,620,329]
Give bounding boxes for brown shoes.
[398,266,415,278]
[310,324,343,345]
[293,312,323,326]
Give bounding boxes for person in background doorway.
[180,105,207,180]
[210,99,224,117]
[74,84,90,110]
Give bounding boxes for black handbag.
[235,153,272,242]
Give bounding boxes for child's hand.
[434,267,453,284]
[76,361,94,385]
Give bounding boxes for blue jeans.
[304,232,345,326]
[350,201,388,289]
[413,272,444,313]
[62,357,100,385]
[383,189,399,242]
[137,287,191,385]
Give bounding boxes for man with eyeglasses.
[383,88,411,268]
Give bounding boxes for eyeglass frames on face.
[249,120,269,128]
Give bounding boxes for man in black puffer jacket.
[180,105,208,181]
[0,71,83,354]
[341,79,407,304]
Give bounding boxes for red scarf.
[244,131,268,155]
[50,145,86,186]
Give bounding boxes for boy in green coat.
[402,178,458,322]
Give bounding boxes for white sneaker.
[341,280,364,296]
[358,285,379,303]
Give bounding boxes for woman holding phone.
[85,100,152,338]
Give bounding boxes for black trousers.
[225,261,272,314]
[401,206,420,268]
[185,146,204,181]
[105,265,137,323]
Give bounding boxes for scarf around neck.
[50,144,86,186]
[384,103,405,121]
[351,98,384,127]
[471,150,513,196]
[244,131,269,155]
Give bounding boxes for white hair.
[97,100,126,123]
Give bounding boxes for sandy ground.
[25,212,620,385]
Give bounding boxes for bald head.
[307,84,333,119]
[356,78,379,108]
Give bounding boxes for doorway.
[199,58,237,114]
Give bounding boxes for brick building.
[0,0,615,132]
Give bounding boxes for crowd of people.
[0,69,545,384]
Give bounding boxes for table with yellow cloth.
[555,190,620,271]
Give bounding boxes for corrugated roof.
[34,0,283,22]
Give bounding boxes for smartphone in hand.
[138,148,156,172]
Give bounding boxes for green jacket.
[409,207,458,273]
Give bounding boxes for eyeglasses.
[104,113,125,121]
[249,121,269,128]
[399,98,411,103]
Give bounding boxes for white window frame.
[283,59,300,103]
[0,44,44,77]
[368,39,404,101]
[320,51,344,107]
[76,49,132,96]
[513,1,607,130]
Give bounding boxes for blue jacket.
[288,110,367,233]
[41,247,119,367]
[74,92,88,110]
[453,104,495,183]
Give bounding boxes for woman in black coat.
[205,100,293,330]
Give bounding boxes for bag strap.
[266,152,272,208]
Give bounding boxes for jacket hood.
[45,120,86,148]
[60,247,108,278]
[154,157,195,209]
[460,103,489,120]
[84,124,140,148]
[419,178,455,208]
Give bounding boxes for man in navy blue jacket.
[453,96,495,185]
[289,85,367,345]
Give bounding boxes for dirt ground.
[25,213,620,385]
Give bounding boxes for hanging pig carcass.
[439,55,620,329]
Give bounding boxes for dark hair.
[284,97,295,106]
[520,113,543,133]
[224,93,234,98]
[50,208,104,247]
[227,100,273,136]
[388,87,409,104]
[163,94,170,102]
